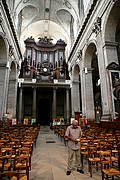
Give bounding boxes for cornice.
[2,0,22,59]
[68,0,98,62]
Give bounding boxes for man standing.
[65,119,84,175]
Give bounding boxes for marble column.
[18,87,23,124]
[32,87,36,118]
[52,88,57,119]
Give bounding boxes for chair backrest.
[21,141,33,155]
[18,147,30,156]
[80,139,88,147]
[14,156,29,180]
[88,145,97,158]
[100,151,112,169]
[1,147,12,163]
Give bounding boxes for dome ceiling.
[13,0,81,58]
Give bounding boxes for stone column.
[32,87,36,118]
[18,87,23,124]
[71,80,80,117]
[66,88,70,124]
[103,41,119,66]
[52,88,57,119]
[97,38,118,119]
[81,69,86,120]
[64,92,66,120]
[0,64,9,118]
[7,79,17,118]
[83,68,95,120]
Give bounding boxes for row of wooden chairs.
[80,128,120,179]
[0,125,40,179]
[88,147,120,180]
[0,126,40,148]
[54,125,120,179]
[0,155,29,180]
[0,146,31,179]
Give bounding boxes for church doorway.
[38,98,50,125]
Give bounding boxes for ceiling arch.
[13,0,81,58]
[20,20,71,58]
[20,5,38,33]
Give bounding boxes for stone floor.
[29,126,104,180]
[1,125,120,180]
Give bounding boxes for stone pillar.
[66,88,70,124]
[7,79,17,118]
[103,42,119,119]
[32,87,36,118]
[83,68,95,120]
[103,41,119,66]
[52,88,57,119]
[0,64,9,118]
[18,87,23,124]
[71,80,80,117]
[81,69,86,120]
[64,91,66,120]
[97,38,118,119]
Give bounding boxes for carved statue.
[38,36,53,44]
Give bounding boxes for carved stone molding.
[0,16,2,24]
[9,45,14,56]
[92,17,101,35]
[77,50,82,61]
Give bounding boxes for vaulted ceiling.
[12,0,82,58]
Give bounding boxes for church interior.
[0,0,120,179]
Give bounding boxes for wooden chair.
[0,139,9,147]
[88,145,101,177]
[17,147,31,170]
[100,151,120,180]
[80,139,88,167]
[1,147,12,171]
[21,140,33,156]
[14,156,29,180]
